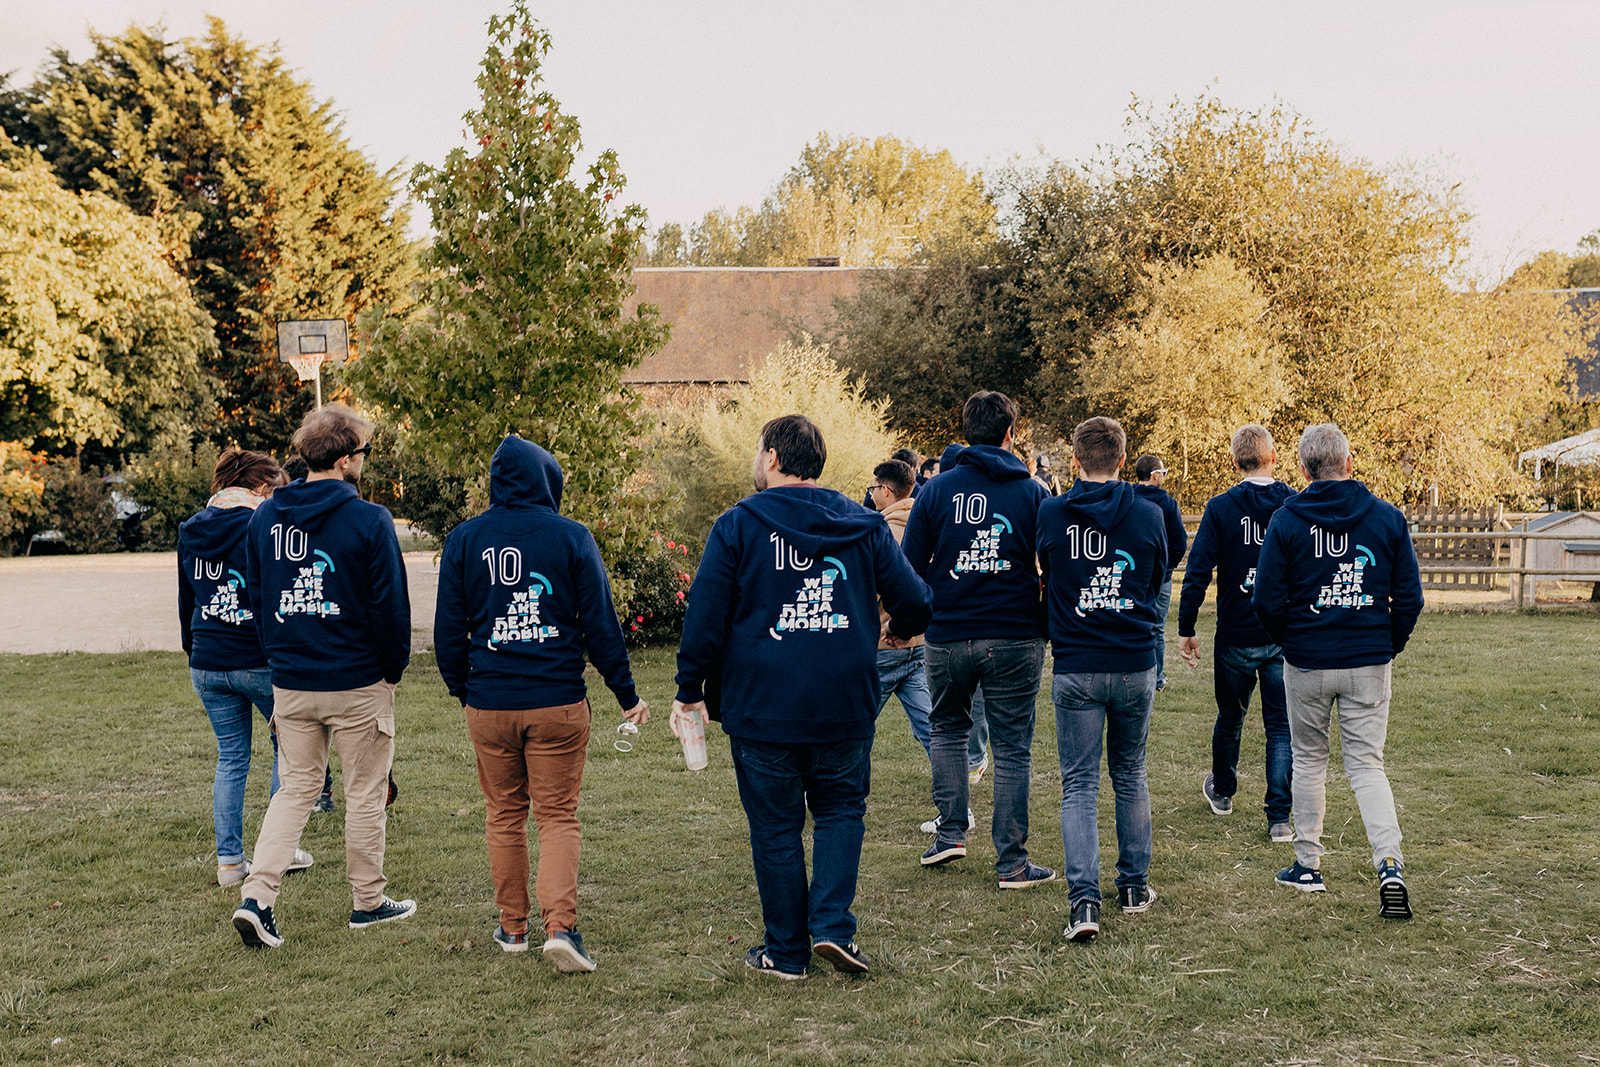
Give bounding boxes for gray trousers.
[1283,661,1403,871]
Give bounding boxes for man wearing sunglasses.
[232,403,415,949]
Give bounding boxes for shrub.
[613,531,697,647]
[0,443,49,555]
[39,458,120,554]
[123,440,221,550]
[361,427,471,546]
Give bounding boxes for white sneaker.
[919,809,977,834]
[968,757,988,786]
[286,848,314,873]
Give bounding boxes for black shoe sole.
[813,941,869,974]
[1379,879,1412,919]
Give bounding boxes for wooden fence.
[1404,506,1503,590]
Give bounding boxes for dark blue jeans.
[1054,669,1156,903]
[1212,643,1293,822]
[729,735,873,974]
[926,638,1046,875]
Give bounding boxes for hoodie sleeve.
[178,552,195,658]
[1177,502,1219,637]
[1163,496,1188,569]
[245,509,267,651]
[874,524,932,640]
[1252,513,1291,645]
[1387,517,1424,656]
[432,530,470,704]
[572,530,639,711]
[675,516,739,704]
[367,511,412,684]
[899,492,934,577]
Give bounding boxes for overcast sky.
[3,0,1595,282]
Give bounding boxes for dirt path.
[0,552,440,654]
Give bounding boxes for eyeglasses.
[347,443,374,458]
[867,484,887,494]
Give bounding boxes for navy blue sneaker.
[998,861,1056,889]
[1119,884,1158,913]
[493,925,529,953]
[813,940,869,974]
[1378,858,1412,919]
[348,895,417,929]
[745,945,806,980]
[1275,862,1326,893]
[921,839,967,866]
[232,898,283,949]
[1065,900,1100,942]
[542,928,596,972]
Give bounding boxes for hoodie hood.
[938,442,965,471]
[735,485,883,558]
[489,435,563,512]
[952,444,1031,482]
[179,505,253,561]
[267,477,362,534]
[1062,478,1139,532]
[1226,479,1296,525]
[1281,479,1377,534]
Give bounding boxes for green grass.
[2,614,1599,1065]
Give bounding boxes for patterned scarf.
[208,487,263,511]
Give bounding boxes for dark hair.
[291,403,374,471]
[211,447,283,494]
[282,454,309,481]
[873,459,915,498]
[919,457,938,476]
[962,391,1018,447]
[1071,417,1126,477]
[759,414,827,481]
[890,447,920,468]
[1134,454,1164,481]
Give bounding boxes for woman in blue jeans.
[179,448,309,886]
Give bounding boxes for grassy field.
[2,612,1599,1065]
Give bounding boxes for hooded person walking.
[434,435,647,973]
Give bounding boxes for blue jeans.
[1212,643,1292,822]
[968,686,989,770]
[1054,668,1156,903]
[191,667,279,863]
[729,735,873,974]
[1153,576,1172,688]
[926,638,1047,875]
[875,647,932,757]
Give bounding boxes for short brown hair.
[1071,417,1126,478]
[962,391,1019,447]
[873,459,915,498]
[1231,424,1274,472]
[759,414,826,481]
[291,404,374,472]
[211,447,283,494]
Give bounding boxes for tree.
[0,138,216,459]
[349,1,667,564]
[3,20,418,449]
[654,337,898,539]
[669,133,996,267]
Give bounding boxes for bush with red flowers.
[612,530,699,646]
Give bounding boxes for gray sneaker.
[286,848,314,873]
[217,860,250,887]
[543,928,597,973]
[1269,821,1293,843]
[919,809,977,834]
[1202,774,1233,816]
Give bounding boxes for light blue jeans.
[191,667,279,863]
[1054,668,1156,903]
[875,646,932,756]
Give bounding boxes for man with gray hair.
[1177,425,1295,841]
[1252,423,1423,918]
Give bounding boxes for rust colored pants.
[465,699,590,935]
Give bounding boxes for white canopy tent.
[1519,428,1600,480]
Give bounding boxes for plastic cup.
[678,709,708,771]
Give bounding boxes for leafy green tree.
[350,1,668,569]
[0,139,216,459]
[674,133,995,267]
[655,337,898,539]
[3,20,418,449]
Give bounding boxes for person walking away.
[434,435,648,972]
[1038,417,1168,942]
[1253,423,1423,919]
[231,404,414,948]
[673,415,931,978]
[1132,455,1187,691]
[1177,425,1295,840]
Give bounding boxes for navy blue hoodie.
[178,503,267,670]
[1133,483,1188,571]
[900,445,1049,643]
[245,478,411,690]
[1252,479,1423,669]
[674,484,931,744]
[1178,480,1295,647]
[1037,479,1168,673]
[434,436,637,712]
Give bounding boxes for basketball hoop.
[287,354,325,382]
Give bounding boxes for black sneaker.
[232,898,283,949]
[493,925,530,953]
[1202,773,1233,816]
[348,895,417,929]
[1119,884,1158,913]
[813,940,870,974]
[1378,858,1412,919]
[386,773,399,807]
[313,792,335,814]
[542,928,597,973]
[920,839,967,866]
[745,945,807,980]
[998,861,1056,889]
[1064,899,1100,942]
[1275,861,1326,892]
